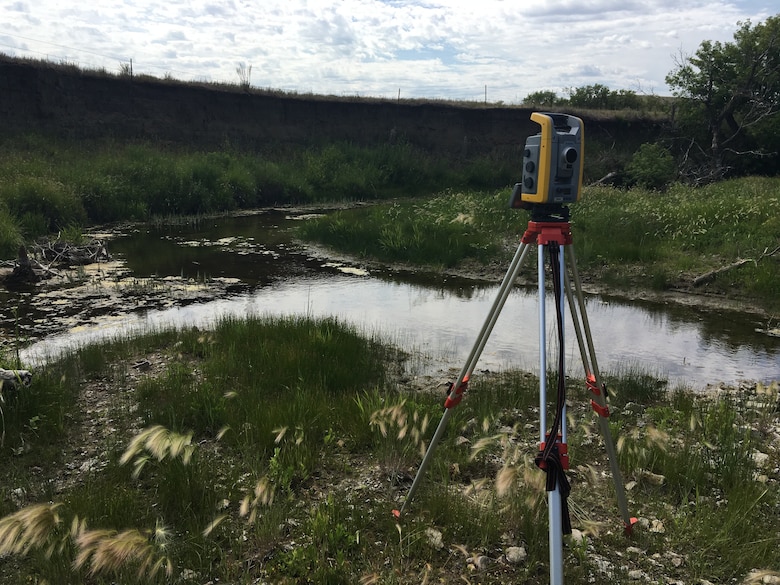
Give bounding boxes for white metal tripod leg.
[564,245,634,531]
[395,240,533,516]
[540,243,565,585]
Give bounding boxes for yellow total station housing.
[514,112,584,206]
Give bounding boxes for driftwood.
[693,245,780,287]
[33,238,110,267]
[589,171,618,186]
[8,245,41,283]
[2,238,110,286]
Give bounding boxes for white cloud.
[1,0,774,102]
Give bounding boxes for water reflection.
[15,211,780,388]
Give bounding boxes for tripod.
[393,204,636,585]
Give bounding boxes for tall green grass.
[0,137,512,257]
[297,190,518,268]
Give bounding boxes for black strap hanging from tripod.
[534,242,572,535]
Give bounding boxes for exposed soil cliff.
[0,57,664,160]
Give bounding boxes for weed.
[73,522,173,581]
[368,398,431,473]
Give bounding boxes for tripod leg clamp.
[443,376,469,409]
[586,374,611,418]
[537,436,569,471]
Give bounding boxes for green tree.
[564,84,640,110]
[666,15,780,182]
[566,84,612,109]
[522,90,559,107]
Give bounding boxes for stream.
[4,209,778,389]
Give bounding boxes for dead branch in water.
[1,237,111,286]
[32,237,110,267]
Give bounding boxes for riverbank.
[0,211,777,583]
[297,178,780,316]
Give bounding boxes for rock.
[505,546,527,564]
[11,487,26,507]
[753,451,770,467]
[569,529,586,546]
[642,470,666,485]
[131,359,152,371]
[626,546,643,555]
[466,555,490,570]
[650,519,665,533]
[623,402,644,415]
[425,527,444,550]
[0,368,33,389]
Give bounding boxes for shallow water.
[12,210,780,389]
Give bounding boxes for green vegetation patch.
[298,190,520,268]
[0,137,513,258]
[299,177,780,310]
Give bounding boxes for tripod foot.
[624,517,639,536]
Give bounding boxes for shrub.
[1,177,86,237]
[625,143,677,190]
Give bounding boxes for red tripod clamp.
[521,221,573,247]
[537,433,569,471]
[443,375,469,409]
[586,373,611,418]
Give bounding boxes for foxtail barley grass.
[369,399,431,467]
[0,502,64,557]
[73,523,172,581]
[119,424,195,478]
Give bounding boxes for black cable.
[533,242,572,534]
[544,242,566,457]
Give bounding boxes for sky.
[2,0,777,104]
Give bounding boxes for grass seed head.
[0,503,63,557]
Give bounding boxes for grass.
[297,194,503,268]
[573,177,780,300]
[2,128,775,310]
[299,176,780,311]
[0,316,777,583]
[0,136,514,257]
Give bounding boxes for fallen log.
[693,245,780,287]
[589,171,618,186]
